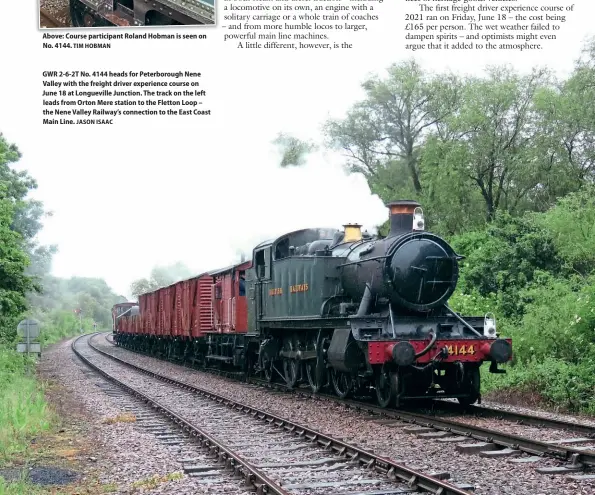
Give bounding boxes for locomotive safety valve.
[483,313,497,338]
[412,207,425,231]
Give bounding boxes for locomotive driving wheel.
[261,351,276,382]
[375,365,400,408]
[283,359,300,388]
[331,369,353,399]
[305,332,326,393]
[457,366,481,406]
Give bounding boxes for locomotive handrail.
[336,254,388,268]
[443,304,483,337]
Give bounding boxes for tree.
[324,59,460,198]
[539,185,595,276]
[272,133,318,168]
[533,39,595,195]
[421,66,554,224]
[0,194,33,341]
[0,135,39,341]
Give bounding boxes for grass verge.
[0,332,94,493]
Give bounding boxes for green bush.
[449,204,595,413]
[482,358,595,413]
[450,212,564,319]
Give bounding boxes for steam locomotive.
[69,0,214,27]
[113,200,512,408]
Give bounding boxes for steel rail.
[337,399,595,466]
[90,334,472,495]
[251,379,595,468]
[433,400,595,438]
[72,334,292,495]
[238,377,595,467]
[106,334,595,468]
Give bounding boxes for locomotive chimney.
[343,223,362,242]
[386,200,423,237]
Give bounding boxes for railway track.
[77,333,474,495]
[431,400,595,439]
[40,8,67,28]
[104,333,595,481]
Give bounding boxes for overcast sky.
[1,1,593,297]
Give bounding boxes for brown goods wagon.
[191,274,215,338]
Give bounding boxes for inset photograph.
[40,0,215,28]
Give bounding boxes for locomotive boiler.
[113,199,512,409]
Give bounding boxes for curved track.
[78,333,474,495]
[107,333,595,478]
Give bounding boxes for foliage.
[0,318,89,476]
[324,59,460,197]
[448,213,595,411]
[272,133,318,168]
[130,262,194,299]
[537,185,595,276]
[28,277,121,330]
[482,357,595,414]
[320,43,595,413]
[450,212,564,318]
[0,349,48,464]
[0,135,37,343]
[421,67,561,225]
[325,44,595,236]
[0,133,126,495]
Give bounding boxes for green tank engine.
[247,200,512,408]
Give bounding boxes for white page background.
[0,0,593,295]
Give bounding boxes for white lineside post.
[26,319,31,376]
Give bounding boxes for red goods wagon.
[133,312,140,334]
[138,293,147,336]
[147,292,158,336]
[191,274,215,338]
[174,278,195,339]
[156,289,164,336]
[112,302,137,334]
[159,286,174,339]
[172,281,182,338]
[210,261,251,334]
